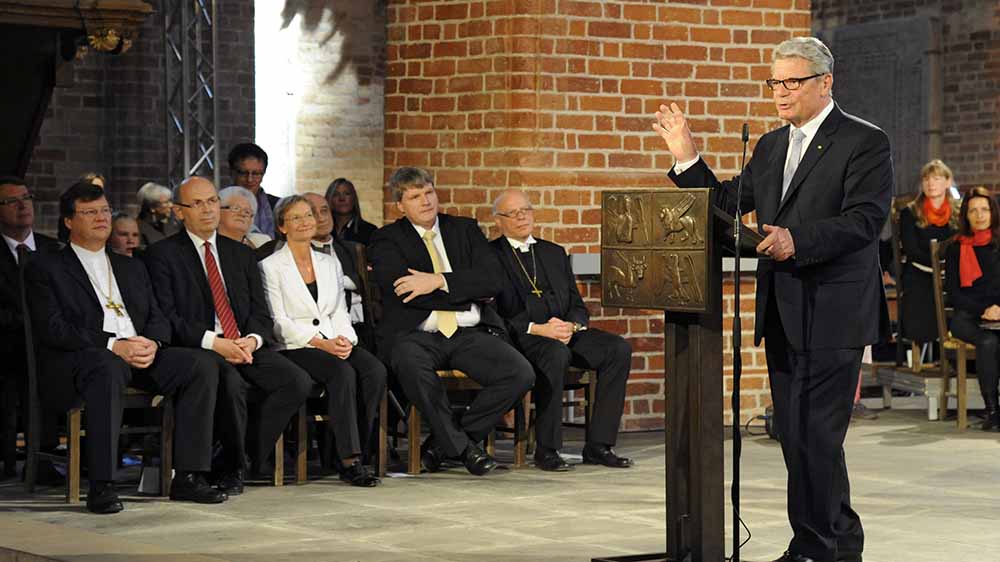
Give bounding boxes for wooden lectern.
[594,189,725,562]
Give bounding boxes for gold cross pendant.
[531,288,543,298]
[106,300,125,317]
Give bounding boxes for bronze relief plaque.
[601,189,711,312]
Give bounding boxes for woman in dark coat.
[946,186,1000,430]
[899,159,959,344]
[325,178,377,245]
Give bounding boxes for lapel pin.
[817,145,823,150]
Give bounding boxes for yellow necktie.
[422,230,458,337]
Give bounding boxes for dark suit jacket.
[144,230,276,348]
[25,247,170,408]
[368,214,506,359]
[489,236,588,336]
[0,232,61,356]
[669,103,892,350]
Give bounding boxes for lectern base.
[591,554,673,562]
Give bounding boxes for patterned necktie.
[203,241,241,339]
[781,128,806,200]
[15,243,29,267]
[421,230,457,337]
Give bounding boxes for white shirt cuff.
[440,274,449,293]
[201,330,216,351]
[672,154,701,175]
[248,334,263,351]
[343,276,357,291]
[107,337,117,352]
[527,322,534,335]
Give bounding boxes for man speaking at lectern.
[653,37,891,562]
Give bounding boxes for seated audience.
[900,159,959,346]
[219,185,271,249]
[368,167,534,476]
[326,178,377,245]
[26,181,226,513]
[228,143,278,237]
[145,176,313,489]
[259,195,387,487]
[109,212,140,257]
[0,176,61,479]
[946,187,1000,431]
[136,181,181,248]
[490,189,633,471]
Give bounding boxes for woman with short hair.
[136,182,181,248]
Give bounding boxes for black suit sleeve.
[668,151,761,218]
[561,250,589,326]
[241,249,276,345]
[145,244,214,348]
[369,222,502,312]
[25,259,113,351]
[788,128,893,266]
[899,207,931,268]
[133,259,172,345]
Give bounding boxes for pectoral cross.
[106,300,125,317]
[530,287,543,298]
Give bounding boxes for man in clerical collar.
[26,181,226,513]
[490,189,633,472]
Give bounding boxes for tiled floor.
[1,409,998,561]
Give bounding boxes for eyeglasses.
[222,205,254,218]
[175,196,220,210]
[496,207,534,218]
[235,169,265,179]
[765,73,825,91]
[285,212,315,224]
[0,193,34,206]
[76,207,112,218]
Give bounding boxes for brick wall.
[256,1,386,223]
[25,0,256,234]
[813,0,1000,190]
[385,0,812,429]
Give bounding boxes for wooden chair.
[930,237,976,430]
[406,369,530,475]
[526,367,597,455]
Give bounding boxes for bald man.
[145,177,313,492]
[490,189,633,471]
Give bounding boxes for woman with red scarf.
[946,187,1000,430]
[899,160,959,346]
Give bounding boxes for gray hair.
[773,37,834,75]
[136,182,172,216]
[218,185,258,216]
[492,190,528,215]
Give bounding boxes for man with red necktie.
[145,176,312,493]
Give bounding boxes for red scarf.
[923,197,952,227]
[957,229,993,287]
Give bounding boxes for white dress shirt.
[3,231,35,264]
[185,229,263,351]
[410,218,481,332]
[70,243,137,350]
[672,100,836,176]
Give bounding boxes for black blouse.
[945,242,1000,316]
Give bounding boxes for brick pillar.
[385,0,811,429]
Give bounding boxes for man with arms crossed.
[653,37,891,562]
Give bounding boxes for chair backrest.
[890,194,917,288]
[929,237,955,343]
[352,243,380,353]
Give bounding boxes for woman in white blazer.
[259,195,386,487]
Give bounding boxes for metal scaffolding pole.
[163,0,220,188]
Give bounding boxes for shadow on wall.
[280,0,387,84]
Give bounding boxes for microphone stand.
[731,122,750,562]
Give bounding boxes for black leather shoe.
[461,442,497,476]
[420,438,446,473]
[214,468,244,496]
[534,448,573,472]
[339,461,381,487]
[582,443,633,468]
[981,408,1000,431]
[86,481,123,515]
[170,472,227,504]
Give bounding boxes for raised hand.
[652,102,699,163]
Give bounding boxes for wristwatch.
[572,322,586,333]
